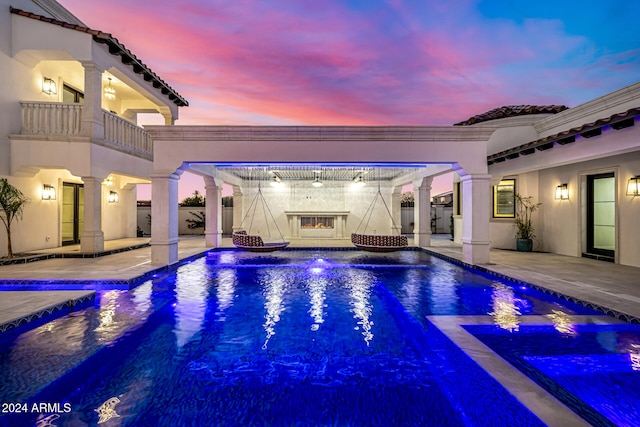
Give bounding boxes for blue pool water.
[0,250,634,426]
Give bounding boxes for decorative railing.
[20,101,83,135]
[103,110,153,160]
[18,101,153,160]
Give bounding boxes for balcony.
[18,101,153,160]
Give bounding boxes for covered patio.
[145,125,496,266]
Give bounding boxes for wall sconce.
[555,183,569,200]
[627,176,640,196]
[42,184,56,200]
[108,191,119,203]
[104,77,116,100]
[353,176,366,187]
[270,175,282,187]
[42,77,57,95]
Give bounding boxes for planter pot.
[516,238,533,252]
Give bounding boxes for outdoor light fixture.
[42,77,57,95]
[353,176,366,187]
[42,184,56,200]
[104,77,116,100]
[311,177,324,188]
[270,175,282,187]
[555,183,569,200]
[108,191,119,203]
[627,176,640,196]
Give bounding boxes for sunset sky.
[59,0,640,199]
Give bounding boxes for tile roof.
[487,107,640,164]
[454,105,568,126]
[10,7,188,107]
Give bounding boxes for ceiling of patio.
[214,164,431,183]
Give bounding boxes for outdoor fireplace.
[301,216,334,229]
[285,211,349,238]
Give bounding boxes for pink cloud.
[59,0,639,126]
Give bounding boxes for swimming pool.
[0,250,636,426]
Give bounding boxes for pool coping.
[0,291,95,333]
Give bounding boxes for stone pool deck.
[1,235,639,332]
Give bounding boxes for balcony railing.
[103,110,153,160]
[18,101,153,160]
[20,101,82,135]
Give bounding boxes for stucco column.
[391,186,402,235]
[460,174,491,264]
[151,173,180,265]
[232,185,243,232]
[204,176,222,247]
[413,177,433,247]
[80,176,105,253]
[80,61,105,140]
[163,114,176,126]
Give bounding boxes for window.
[62,84,84,104]
[493,179,515,218]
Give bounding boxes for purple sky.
[59,0,640,199]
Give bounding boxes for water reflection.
[399,269,422,314]
[546,310,577,335]
[261,271,289,350]
[489,283,521,332]
[307,275,327,331]
[132,280,153,313]
[631,344,640,371]
[174,265,208,348]
[216,269,237,316]
[95,291,119,341]
[345,270,375,346]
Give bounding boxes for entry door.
[62,183,84,245]
[586,173,615,261]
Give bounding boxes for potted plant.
[514,194,540,252]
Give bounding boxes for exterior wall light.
[353,176,366,187]
[42,184,56,200]
[311,177,323,187]
[555,183,569,200]
[42,77,57,95]
[627,176,640,196]
[270,176,282,187]
[104,77,116,100]
[108,191,119,203]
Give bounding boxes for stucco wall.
[538,151,640,267]
[488,152,640,267]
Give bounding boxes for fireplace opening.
[301,216,334,229]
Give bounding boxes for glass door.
[586,173,615,261]
[62,183,84,245]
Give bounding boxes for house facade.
[2,1,638,270]
[475,85,640,267]
[0,0,187,256]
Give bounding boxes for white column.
[391,186,402,235]
[413,177,433,247]
[232,185,243,232]
[461,174,491,264]
[163,114,176,125]
[80,176,105,253]
[80,62,104,140]
[204,176,222,247]
[151,173,180,265]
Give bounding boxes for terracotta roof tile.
[455,105,568,126]
[487,107,640,163]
